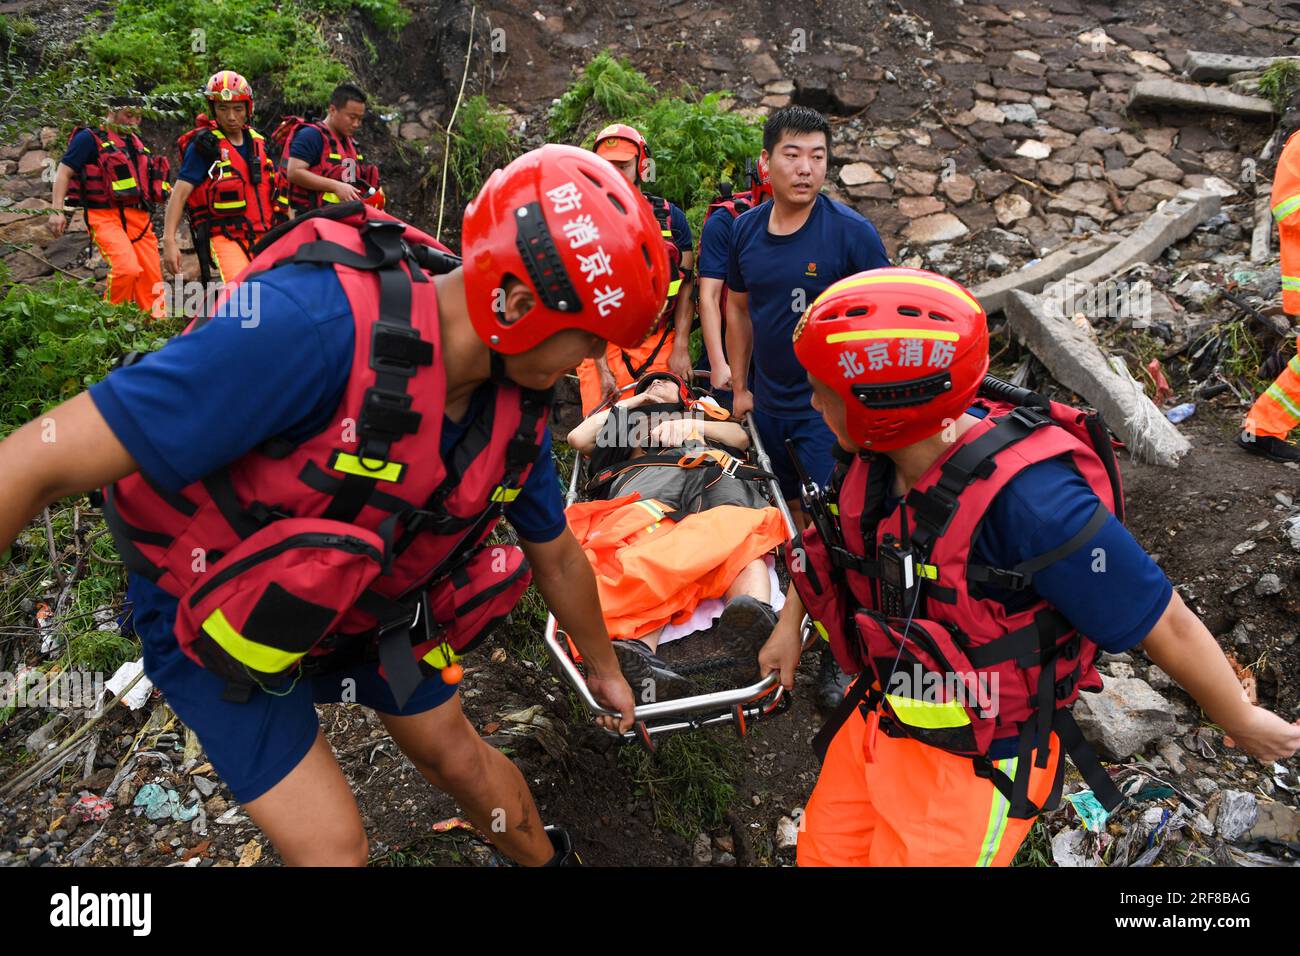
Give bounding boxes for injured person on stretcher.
[565,372,789,701]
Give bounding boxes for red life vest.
[65,126,170,210]
[102,204,549,706]
[176,117,277,240]
[791,391,1128,819]
[270,117,381,218]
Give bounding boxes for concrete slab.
[1128,79,1276,117]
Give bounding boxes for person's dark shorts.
[750,408,838,501]
[132,585,457,805]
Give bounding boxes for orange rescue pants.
[1244,336,1300,440]
[798,697,1062,867]
[576,329,678,416]
[86,206,164,318]
[208,232,258,284]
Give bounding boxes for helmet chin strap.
[489,349,513,387]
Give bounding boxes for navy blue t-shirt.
[288,125,327,166]
[60,129,99,171]
[727,195,890,418]
[663,201,692,255]
[873,409,1173,759]
[177,135,255,185]
[90,263,567,638]
[697,208,733,280]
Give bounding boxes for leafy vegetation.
[549,51,764,232]
[1258,59,1300,114]
[448,95,522,204]
[618,731,742,839]
[1,0,407,141]
[0,274,182,436]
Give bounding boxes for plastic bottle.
[1165,402,1196,424]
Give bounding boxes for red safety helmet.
[751,153,772,203]
[593,123,651,184]
[461,143,670,354]
[793,268,989,451]
[204,70,254,116]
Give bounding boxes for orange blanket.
[566,492,789,640]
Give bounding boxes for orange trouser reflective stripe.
[1245,339,1300,440]
[797,692,1062,867]
[209,232,258,284]
[576,330,677,416]
[86,206,164,318]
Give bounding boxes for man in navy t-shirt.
[726,106,890,511]
[284,83,377,212]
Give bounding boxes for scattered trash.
[213,806,246,826]
[237,840,263,867]
[1146,360,1173,405]
[73,794,113,823]
[1051,828,1103,867]
[103,658,154,711]
[1196,381,1231,400]
[1165,402,1196,424]
[1210,790,1259,842]
[1129,784,1177,803]
[133,783,200,823]
[1231,540,1257,556]
[775,815,799,849]
[431,816,487,839]
[1064,790,1112,832]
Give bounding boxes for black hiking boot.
[712,595,778,683]
[612,638,695,703]
[542,825,583,866]
[1236,431,1300,463]
[814,643,853,712]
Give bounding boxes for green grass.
[1011,818,1053,866]
[549,51,764,232]
[617,731,742,839]
[0,274,183,436]
[448,95,522,204]
[1258,59,1300,113]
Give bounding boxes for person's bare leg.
[378,693,553,865]
[724,557,771,604]
[637,624,667,652]
[242,730,369,866]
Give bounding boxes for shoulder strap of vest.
[904,405,1053,555]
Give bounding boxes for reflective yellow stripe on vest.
[331,451,405,483]
[1273,194,1300,224]
[110,176,139,192]
[1282,275,1300,292]
[884,692,971,729]
[812,620,829,642]
[422,644,462,670]
[203,607,305,674]
[490,485,521,503]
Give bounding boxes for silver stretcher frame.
[543,372,814,748]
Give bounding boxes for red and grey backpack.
[102,203,549,706]
[269,116,381,221]
[792,377,1128,820]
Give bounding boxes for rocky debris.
[1255,573,1284,596]
[971,235,1120,315]
[1069,190,1220,287]
[1005,291,1192,467]
[1182,51,1297,83]
[1072,677,1180,762]
[1128,79,1276,117]
[902,213,968,244]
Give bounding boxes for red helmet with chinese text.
[204,70,254,116]
[793,268,989,451]
[593,123,651,184]
[461,143,670,354]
